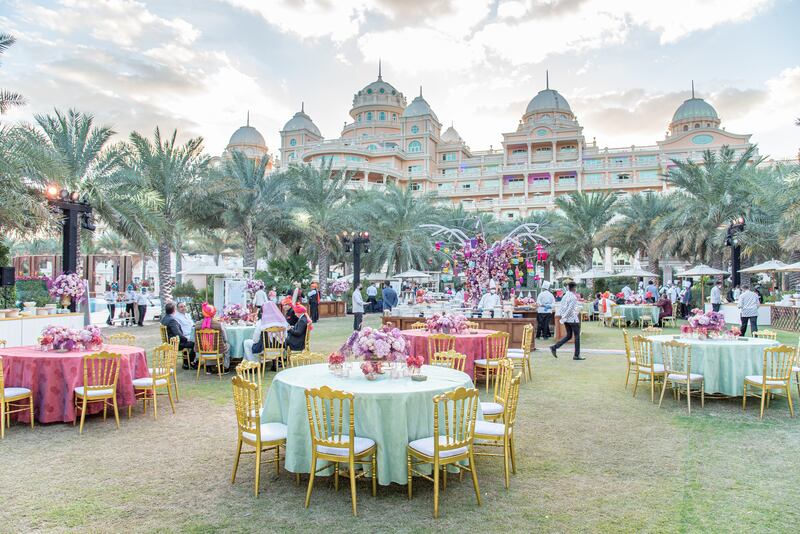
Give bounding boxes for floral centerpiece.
[79,325,104,350]
[40,325,101,351]
[340,324,407,379]
[515,296,536,307]
[725,326,742,339]
[49,273,85,308]
[329,279,350,299]
[405,353,425,376]
[221,303,253,324]
[425,313,469,334]
[625,294,644,305]
[245,279,265,297]
[681,308,726,339]
[328,351,345,372]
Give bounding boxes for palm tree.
[186,229,241,266]
[356,184,442,276]
[0,34,25,114]
[283,162,353,295]
[603,192,671,274]
[218,151,288,270]
[126,127,210,305]
[436,204,503,242]
[550,192,618,270]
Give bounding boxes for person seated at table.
[654,294,672,327]
[286,303,312,351]
[244,302,289,365]
[161,302,196,369]
[194,302,230,373]
[175,301,195,339]
[591,292,602,314]
[280,295,298,326]
[600,291,615,325]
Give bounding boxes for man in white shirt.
[352,283,365,331]
[550,281,583,360]
[621,285,633,299]
[175,302,195,339]
[478,288,502,315]
[668,282,680,304]
[252,285,267,315]
[136,287,153,327]
[453,287,465,306]
[738,283,760,335]
[710,281,723,312]
[536,281,555,339]
[733,285,741,301]
[366,283,378,313]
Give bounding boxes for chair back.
[661,340,691,376]
[304,322,312,351]
[290,351,327,367]
[150,343,176,381]
[642,326,663,335]
[236,360,263,401]
[410,322,427,330]
[622,329,632,361]
[428,333,456,356]
[168,336,180,352]
[195,328,221,355]
[232,376,261,440]
[753,330,777,341]
[520,324,533,355]
[305,385,355,456]
[430,350,467,372]
[82,352,122,394]
[485,331,510,361]
[159,324,169,344]
[108,333,136,346]
[261,326,286,361]
[433,387,479,455]
[502,375,523,430]
[761,345,795,383]
[465,321,480,330]
[631,335,655,370]
[492,358,515,404]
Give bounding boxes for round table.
[648,335,779,396]
[223,325,256,359]
[0,344,149,424]
[401,329,497,378]
[619,305,659,324]
[261,364,477,485]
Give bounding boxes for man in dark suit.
[382,282,398,312]
[161,302,195,368]
[286,304,311,351]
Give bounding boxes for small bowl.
[23,301,36,308]
[44,304,57,309]
[411,374,428,382]
[36,307,50,316]
[6,309,19,318]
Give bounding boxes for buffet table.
[382,316,535,348]
[0,313,85,347]
[319,300,346,318]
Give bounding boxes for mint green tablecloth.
[619,305,659,324]
[648,335,779,396]
[261,364,477,485]
[223,325,256,359]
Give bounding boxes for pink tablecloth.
[0,344,149,424]
[401,329,496,378]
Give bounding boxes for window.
[410,183,421,191]
[683,125,688,132]
[346,156,364,162]
[288,152,296,160]
[408,165,421,173]
[535,146,551,153]
[694,123,700,128]
[379,88,385,94]
[442,153,456,162]
[366,112,373,121]
[638,170,659,180]
[411,125,419,134]
[636,155,656,165]
[616,173,631,182]
[512,148,527,155]
[379,111,386,121]
[706,122,711,127]
[584,173,603,185]
[461,182,473,190]
[357,114,362,122]
[441,168,456,176]
[610,157,629,167]
[408,140,422,153]
[559,145,577,152]
[584,159,601,168]
[392,113,397,121]
[289,138,297,146]
[367,88,373,94]
[367,144,377,151]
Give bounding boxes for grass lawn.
[1,315,799,533]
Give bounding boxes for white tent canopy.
[739,260,787,273]
[777,261,800,272]
[675,264,727,277]
[610,268,660,279]
[177,265,237,276]
[393,269,431,280]
[574,269,614,280]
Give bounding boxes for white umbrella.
[340,272,392,282]
[675,264,727,277]
[611,267,660,278]
[574,269,614,280]
[177,265,237,276]
[777,261,800,272]
[739,260,787,273]
[394,269,431,280]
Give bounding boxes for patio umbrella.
[574,268,614,280]
[777,261,800,272]
[675,264,727,305]
[739,260,787,273]
[610,267,660,279]
[393,269,431,280]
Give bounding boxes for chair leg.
[432,459,440,518]
[78,398,87,434]
[442,464,447,491]
[231,439,242,483]
[1,400,5,439]
[787,385,795,417]
[650,375,655,403]
[632,371,640,398]
[349,460,358,517]
[334,462,340,491]
[407,453,413,499]
[103,401,107,421]
[29,395,34,429]
[372,453,377,497]
[254,446,261,496]
[503,437,510,489]
[686,381,692,414]
[274,445,280,475]
[196,359,202,382]
[469,449,481,506]
[217,357,223,381]
[658,377,668,408]
[509,434,517,474]
[166,383,176,414]
[759,386,766,419]
[152,388,158,420]
[305,454,317,508]
[173,371,180,402]
[625,360,631,389]
[113,398,120,429]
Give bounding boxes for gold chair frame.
[641,326,663,335]
[1,356,34,439]
[482,359,514,423]
[410,322,427,330]
[474,331,509,392]
[631,336,665,403]
[474,374,522,489]
[108,332,136,346]
[407,386,481,518]
[74,351,121,434]
[610,310,625,329]
[661,305,678,328]
[166,336,182,402]
[427,333,456,357]
[507,323,533,382]
[658,340,704,413]
[260,327,287,376]
[465,321,480,330]
[130,343,175,420]
[304,385,377,517]
[289,351,327,367]
[195,328,224,382]
[743,345,796,419]
[752,330,778,341]
[639,307,655,328]
[162,323,191,374]
[622,329,636,389]
[430,350,467,372]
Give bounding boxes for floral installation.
[726,326,742,338]
[515,296,536,307]
[221,303,253,324]
[682,308,726,338]
[425,313,469,334]
[49,273,85,303]
[405,353,425,369]
[329,278,350,296]
[245,279,265,297]
[624,294,645,304]
[40,325,102,351]
[458,234,522,305]
[340,324,407,378]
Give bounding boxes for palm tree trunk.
[141,252,146,280]
[175,241,183,286]
[157,240,172,307]
[243,232,257,271]
[318,241,330,296]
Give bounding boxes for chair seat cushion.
[242,422,288,443]
[74,386,114,398]
[792,366,800,373]
[316,435,375,456]
[629,357,636,363]
[667,372,703,382]
[744,375,787,386]
[506,349,524,355]
[475,420,505,437]
[131,377,169,388]
[148,367,174,375]
[408,436,468,458]
[3,387,31,399]
[473,359,500,367]
[507,353,525,360]
[480,401,504,415]
[638,363,665,374]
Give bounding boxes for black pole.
[732,244,741,288]
[62,208,79,275]
[353,242,362,290]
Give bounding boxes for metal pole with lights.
[726,216,745,287]
[339,231,370,289]
[45,186,95,311]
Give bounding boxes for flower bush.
[329,278,350,296]
[425,313,469,334]
[49,273,85,302]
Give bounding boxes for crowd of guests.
[103,282,155,327]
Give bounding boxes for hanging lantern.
[435,242,442,251]
[443,247,449,254]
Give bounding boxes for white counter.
[704,303,771,326]
[0,313,86,347]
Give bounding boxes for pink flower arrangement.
[245,279,265,297]
[683,309,726,338]
[40,325,102,351]
[328,351,345,366]
[425,313,469,334]
[221,304,253,324]
[49,273,85,301]
[727,326,741,337]
[405,353,425,369]
[329,278,350,296]
[341,324,407,363]
[360,360,380,376]
[625,294,644,304]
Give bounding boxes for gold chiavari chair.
[231,376,287,496]
[639,307,655,328]
[407,386,480,518]
[506,323,533,382]
[661,305,678,328]
[743,345,796,419]
[658,340,704,413]
[610,308,625,328]
[289,351,327,367]
[163,324,191,370]
[164,336,182,401]
[474,374,522,489]
[195,328,224,382]
[465,321,480,330]
[427,333,456,357]
[753,330,778,341]
[410,322,427,330]
[794,341,800,400]
[260,326,287,376]
[130,343,175,420]
[480,359,514,423]
[473,331,510,392]
[631,336,666,403]
[159,324,169,344]
[622,329,637,389]
[430,350,467,372]
[305,385,377,517]
[0,356,34,439]
[642,326,663,335]
[73,351,121,434]
[108,332,136,346]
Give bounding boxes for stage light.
[59,189,69,200]
[70,191,80,202]
[46,185,59,198]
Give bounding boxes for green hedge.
[16,279,51,307]
[0,286,16,308]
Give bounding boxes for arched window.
[683,125,688,132]
[411,125,419,134]
[379,111,386,121]
[366,112,373,121]
[694,123,700,129]
[392,113,397,121]
[706,122,711,127]
[408,141,422,153]
[357,114,362,122]
[367,144,377,151]
[289,138,297,146]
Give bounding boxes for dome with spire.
[351,61,407,115]
[228,113,266,149]
[672,98,718,122]
[403,87,438,122]
[282,103,321,136]
[524,71,572,116]
[441,125,463,144]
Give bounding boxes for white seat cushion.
[131,377,169,387]
[409,436,468,458]
[629,357,636,363]
[744,375,787,386]
[473,359,500,367]
[507,353,525,360]
[74,386,114,398]
[792,366,800,373]
[506,349,524,355]
[474,420,505,437]
[242,422,288,443]
[667,372,703,382]
[148,367,174,375]
[316,435,375,456]
[3,387,31,399]
[480,401,504,415]
[637,363,665,374]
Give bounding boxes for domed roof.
[228,124,266,148]
[525,88,572,115]
[672,97,718,122]
[403,88,438,121]
[358,60,400,97]
[441,125,462,143]
[282,104,321,136]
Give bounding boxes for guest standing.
[680,284,693,318]
[136,287,152,327]
[710,281,723,312]
[161,302,195,368]
[124,284,136,326]
[645,280,658,303]
[104,283,117,326]
[738,284,760,335]
[536,281,555,339]
[366,283,378,313]
[550,281,583,360]
[252,283,267,318]
[352,283,365,331]
[382,282,398,312]
[307,282,320,323]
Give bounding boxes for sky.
[1,0,799,160]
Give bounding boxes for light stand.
[726,216,745,287]
[339,231,370,289]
